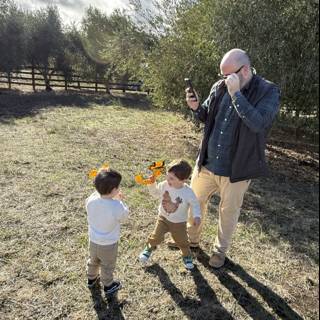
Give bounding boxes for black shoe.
[87,276,99,288]
[104,281,122,296]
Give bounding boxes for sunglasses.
[219,65,245,80]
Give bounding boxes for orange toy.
[88,163,110,179]
[135,161,166,185]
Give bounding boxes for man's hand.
[186,89,199,111]
[225,73,241,98]
[193,217,201,226]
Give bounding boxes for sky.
[14,0,140,26]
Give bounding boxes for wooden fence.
[0,66,148,94]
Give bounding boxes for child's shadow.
[89,283,126,320]
[145,263,234,319]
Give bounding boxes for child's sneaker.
[139,246,152,264]
[104,280,122,296]
[87,276,99,288]
[183,256,194,270]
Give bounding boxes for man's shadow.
[195,248,304,320]
[145,263,235,320]
[89,283,126,320]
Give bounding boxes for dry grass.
[0,91,318,320]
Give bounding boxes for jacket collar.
[242,74,256,93]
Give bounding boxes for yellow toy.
[88,163,110,179]
[135,161,166,185]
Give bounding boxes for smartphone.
[184,78,197,101]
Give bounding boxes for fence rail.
[0,66,147,94]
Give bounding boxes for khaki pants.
[148,215,191,257]
[187,167,250,254]
[87,241,118,287]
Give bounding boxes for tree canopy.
[0,0,318,119]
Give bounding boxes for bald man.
[185,49,280,268]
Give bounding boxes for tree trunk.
[106,81,110,94]
[39,65,51,92]
[32,65,35,92]
[7,72,11,90]
[95,70,98,92]
[43,70,52,92]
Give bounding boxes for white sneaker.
[183,256,194,270]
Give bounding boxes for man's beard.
[238,73,245,89]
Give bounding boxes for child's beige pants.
[148,215,191,257]
[187,167,250,254]
[87,241,118,287]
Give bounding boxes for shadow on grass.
[0,90,151,123]
[145,263,234,320]
[242,173,319,264]
[196,249,304,320]
[89,283,125,320]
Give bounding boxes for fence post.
[106,82,110,94]
[8,72,11,90]
[95,71,98,92]
[64,74,68,91]
[31,65,35,91]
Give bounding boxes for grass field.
[0,91,319,320]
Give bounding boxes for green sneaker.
[139,246,153,264]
